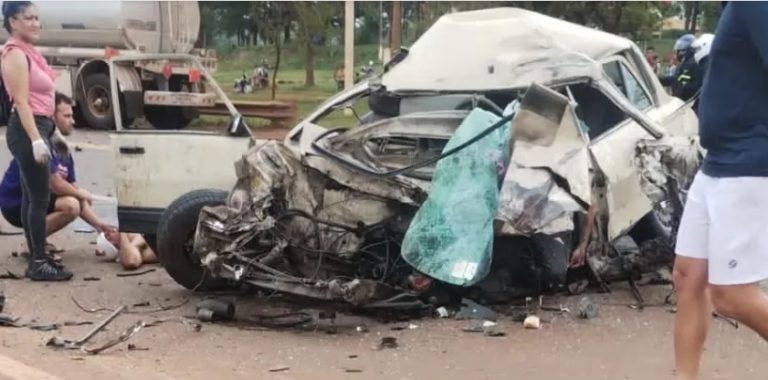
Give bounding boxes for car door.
[111,130,252,233]
[587,58,660,240]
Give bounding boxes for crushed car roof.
[381,7,635,93]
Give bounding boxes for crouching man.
[0,93,115,259]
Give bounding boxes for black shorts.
[1,195,57,228]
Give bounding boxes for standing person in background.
[646,46,661,75]
[674,3,768,380]
[2,1,73,281]
[690,33,715,113]
[661,34,703,103]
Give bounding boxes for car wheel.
[628,211,671,245]
[156,189,230,291]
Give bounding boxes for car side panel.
[111,131,251,211]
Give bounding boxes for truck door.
[111,129,252,234]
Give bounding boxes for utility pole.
[390,1,401,54]
[344,0,354,90]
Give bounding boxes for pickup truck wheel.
[157,189,229,291]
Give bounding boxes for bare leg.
[673,256,711,380]
[46,196,80,236]
[118,233,143,270]
[710,283,768,340]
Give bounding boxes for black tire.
[628,211,670,245]
[156,189,229,291]
[144,76,198,130]
[368,89,400,117]
[79,73,133,130]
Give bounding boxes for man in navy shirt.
[0,93,113,257]
[674,3,768,379]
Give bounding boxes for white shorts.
[676,172,768,285]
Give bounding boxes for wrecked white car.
[154,8,701,308]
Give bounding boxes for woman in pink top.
[2,1,72,281]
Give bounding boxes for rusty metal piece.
[195,299,235,322]
[82,320,147,355]
[116,268,156,277]
[47,306,127,350]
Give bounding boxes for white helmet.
[692,33,715,63]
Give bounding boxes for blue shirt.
[0,152,76,209]
[699,3,768,177]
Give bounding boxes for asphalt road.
[0,129,766,380]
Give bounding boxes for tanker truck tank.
[0,1,200,54]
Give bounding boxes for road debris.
[47,306,126,350]
[27,322,60,331]
[344,368,363,373]
[540,305,570,313]
[0,270,22,280]
[462,320,505,336]
[0,313,21,327]
[568,280,589,295]
[116,268,156,277]
[356,325,369,333]
[577,297,599,319]
[455,299,498,321]
[83,277,101,282]
[63,321,94,327]
[132,301,151,308]
[523,315,541,329]
[72,296,189,314]
[268,366,290,373]
[348,354,358,359]
[0,289,4,312]
[83,320,147,355]
[127,343,149,351]
[377,337,398,350]
[196,299,235,322]
[435,307,450,318]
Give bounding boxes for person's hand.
[31,139,51,165]
[97,223,117,234]
[79,189,93,205]
[50,129,71,160]
[569,244,588,268]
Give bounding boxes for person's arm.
[49,175,90,203]
[737,3,768,66]
[570,202,598,268]
[79,200,112,232]
[3,50,49,164]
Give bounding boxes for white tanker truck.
[0,1,217,130]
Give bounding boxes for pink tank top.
[2,39,55,117]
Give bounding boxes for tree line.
[199,1,722,93]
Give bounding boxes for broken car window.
[602,61,653,111]
[568,84,627,140]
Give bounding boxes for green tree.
[291,2,342,87]
[252,2,295,99]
